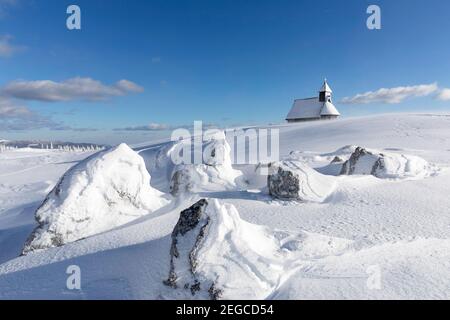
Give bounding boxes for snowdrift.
[155,131,243,195]
[22,144,169,254]
[164,198,353,300]
[340,147,432,179]
[268,160,336,202]
[164,199,285,299]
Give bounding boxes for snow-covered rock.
[168,132,243,195]
[268,160,336,202]
[22,143,169,254]
[164,199,288,300]
[331,156,344,164]
[169,163,242,195]
[340,146,432,179]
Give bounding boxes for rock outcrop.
[340,146,431,179]
[168,131,242,195]
[163,199,215,297]
[23,143,169,255]
[164,199,288,300]
[268,160,336,202]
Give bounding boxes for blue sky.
[1,0,450,144]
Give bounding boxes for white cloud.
[0,97,31,118]
[114,122,220,132]
[1,77,144,102]
[0,97,65,131]
[0,35,24,57]
[437,88,450,101]
[114,123,171,131]
[115,79,144,93]
[341,83,439,104]
[0,97,99,131]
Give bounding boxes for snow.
[268,160,336,202]
[338,146,433,179]
[164,198,355,300]
[286,98,324,120]
[320,101,340,116]
[22,143,169,254]
[153,131,243,195]
[320,80,333,93]
[0,113,450,299]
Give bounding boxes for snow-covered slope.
[1,113,450,299]
[22,144,169,254]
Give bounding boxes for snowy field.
[0,113,449,300]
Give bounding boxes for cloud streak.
[340,83,439,104]
[0,97,65,131]
[1,77,144,102]
[114,122,220,132]
[437,88,450,101]
[114,123,172,131]
[0,97,99,132]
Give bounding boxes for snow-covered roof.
[286,98,323,120]
[319,80,332,93]
[320,101,340,116]
[286,80,340,120]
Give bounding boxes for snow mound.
[164,198,353,300]
[22,143,169,254]
[168,132,243,195]
[268,160,336,202]
[340,146,432,179]
[164,199,285,299]
[324,145,359,157]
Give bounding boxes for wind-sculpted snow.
[163,198,353,300]
[1,114,450,299]
[268,160,336,202]
[165,199,288,299]
[163,131,243,195]
[340,146,433,179]
[164,198,285,299]
[22,144,169,254]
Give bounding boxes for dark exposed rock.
[267,161,335,202]
[164,199,218,298]
[331,156,344,164]
[340,147,375,175]
[163,198,291,299]
[169,168,194,196]
[340,147,390,178]
[338,146,431,179]
[173,199,208,237]
[268,166,300,200]
[208,283,223,300]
